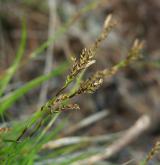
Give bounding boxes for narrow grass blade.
[0,19,27,97]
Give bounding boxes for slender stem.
[55,83,68,96]
[36,112,60,143]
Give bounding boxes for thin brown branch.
[42,132,122,150]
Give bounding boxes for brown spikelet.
[75,70,105,95]
[92,14,116,51]
[125,39,144,64]
[146,140,160,163]
[103,39,144,76]
[50,94,69,113]
[54,94,69,104]
[61,103,80,111]
[67,48,96,82]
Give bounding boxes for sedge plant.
[0,13,143,165]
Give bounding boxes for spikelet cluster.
[124,40,143,65]
[61,15,115,92]
[66,48,95,83]
[68,14,115,86]
[45,18,143,114]
[75,70,105,95]
[45,94,80,113]
[103,40,143,75]
[71,40,143,96]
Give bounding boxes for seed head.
[75,70,105,95]
[61,103,80,111]
[92,14,116,51]
[66,48,96,83]
[66,15,115,84]
[73,40,143,96]
[56,15,115,97]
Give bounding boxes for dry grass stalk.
[72,114,151,165]
[43,132,121,150]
